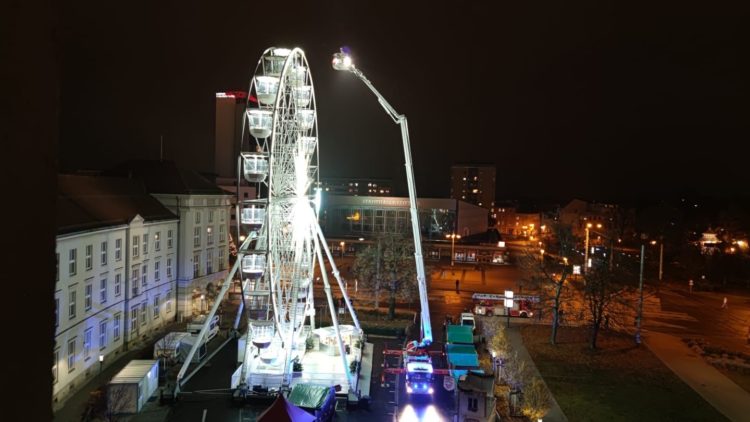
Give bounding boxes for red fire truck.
[472,292,539,318]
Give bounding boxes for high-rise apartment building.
[450,164,496,210]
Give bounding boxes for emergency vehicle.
[472,292,539,318]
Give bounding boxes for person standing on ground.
[455,279,460,293]
[721,296,728,309]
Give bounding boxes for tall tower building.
[450,164,496,210]
[213,91,247,180]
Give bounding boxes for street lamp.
[446,233,461,266]
[99,354,104,374]
[583,223,603,274]
[340,241,345,258]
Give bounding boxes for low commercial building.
[320,194,489,241]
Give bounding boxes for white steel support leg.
[314,222,361,332]
[177,256,241,391]
[312,229,356,391]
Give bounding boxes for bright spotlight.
[332,49,354,71]
[399,405,419,422]
[424,405,443,421]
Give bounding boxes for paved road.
[647,284,750,352]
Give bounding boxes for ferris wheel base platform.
[230,338,374,401]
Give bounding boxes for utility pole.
[635,243,645,345]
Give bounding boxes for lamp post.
[447,233,461,266]
[635,242,645,346]
[340,241,345,258]
[583,223,602,274]
[99,354,104,374]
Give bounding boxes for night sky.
[59,1,749,201]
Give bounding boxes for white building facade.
[53,214,179,406]
[152,194,232,320]
[53,175,179,408]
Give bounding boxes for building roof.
[110,160,228,195]
[446,344,479,368]
[57,174,177,236]
[446,325,474,344]
[457,371,495,394]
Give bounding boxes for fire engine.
[472,292,539,318]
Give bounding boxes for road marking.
[202,409,207,422]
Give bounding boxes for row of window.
[54,314,121,383]
[57,257,174,325]
[54,294,173,384]
[130,258,173,297]
[131,230,174,259]
[57,230,174,280]
[193,248,226,278]
[193,225,226,248]
[194,210,225,225]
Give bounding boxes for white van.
[186,315,220,342]
[153,332,207,363]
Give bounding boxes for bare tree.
[521,377,552,420]
[353,234,420,319]
[503,350,529,391]
[519,223,576,345]
[581,261,632,349]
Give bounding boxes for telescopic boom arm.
[334,51,432,347]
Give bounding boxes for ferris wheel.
[233,47,362,392]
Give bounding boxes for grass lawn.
[521,325,729,422]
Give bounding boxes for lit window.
[207,226,214,245]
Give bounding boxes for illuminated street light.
[447,233,461,266]
[340,241,345,258]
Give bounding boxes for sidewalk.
[505,326,568,422]
[644,330,750,422]
[54,322,183,422]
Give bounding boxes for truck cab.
[460,312,476,332]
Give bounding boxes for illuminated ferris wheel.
[235,47,325,390]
